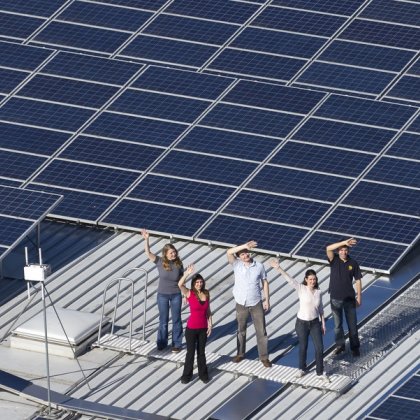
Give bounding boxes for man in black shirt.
[326,238,362,357]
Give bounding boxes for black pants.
[181,327,208,381]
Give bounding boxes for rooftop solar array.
[0,0,419,273]
[0,185,62,260]
[364,366,420,420]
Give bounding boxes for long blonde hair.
[161,244,183,271]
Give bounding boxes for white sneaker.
[295,369,306,378]
[317,374,330,383]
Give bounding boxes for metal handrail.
[98,277,135,351]
[122,267,148,342]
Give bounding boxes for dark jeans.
[236,301,268,360]
[181,327,208,381]
[157,292,183,349]
[295,317,324,375]
[331,297,360,351]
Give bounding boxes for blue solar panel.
[270,0,364,15]
[132,66,233,100]
[224,190,330,227]
[0,179,22,187]
[60,135,163,170]
[320,206,420,244]
[297,62,395,95]
[387,133,420,160]
[84,112,187,147]
[230,28,327,58]
[0,41,53,71]
[103,199,211,237]
[318,40,416,72]
[408,115,420,134]
[360,0,420,26]
[165,0,260,24]
[200,104,302,137]
[0,150,46,180]
[18,75,119,108]
[223,80,325,114]
[129,175,234,211]
[199,215,308,254]
[33,22,130,54]
[366,157,420,188]
[344,181,419,217]
[207,48,305,81]
[270,142,374,177]
[248,165,353,201]
[395,375,420,400]
[0,185,61,219]
[409,58,420,76]
[296,231,408,271]
[177,126,279,161]
[57,1,152,31]
[315,95,417,129]
[0,0,65,16]
[0,98,95,131]
[144,14,238,45]
[292,118,396,153]
[0,12,44,40]
[154,151,258,186]
[370,396,419,420]
[96,0,167,10]
[0,68,29,94]
[387,76,420,103]
[33,160,139,195]
[0,216,35,246]
[27,184,115,221]
[109,90,211,123]
[41,52,143,85]
[0,122,70,155]
[119,35,217,68]
[340,19,420,50]
[252,7,346,36]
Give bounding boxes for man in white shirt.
[227,240,272,368]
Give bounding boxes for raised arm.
[226,240,257,264]
[326,237,357,261]
[270,258,299,289]
[178,264,194,298]
[141,229,157,262]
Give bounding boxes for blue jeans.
[331,297,360,351]
[157,292,183,349]
[236,302,268,360]
[295,317,324,375]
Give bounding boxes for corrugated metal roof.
[0,224,418,419]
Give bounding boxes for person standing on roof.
[178,264,212,384]
[270,259,329,382]
[326,238,362,357]
[226,241,272,368]
[141,229,183,353]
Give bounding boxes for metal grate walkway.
[94,333,353,393]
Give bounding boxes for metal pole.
[41,283,51,414]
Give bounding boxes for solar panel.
[56,1,153,32]
[0,185,62,259]
[296,62,395,95]
[129,175,235,212]
[0,1,419,273]
[363,368,420,420]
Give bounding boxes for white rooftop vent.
[11,307,109,358]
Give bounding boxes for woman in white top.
[270,259,328,381]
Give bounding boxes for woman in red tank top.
[178,265,212,384]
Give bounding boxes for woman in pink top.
[270,259,329,382]
[178,265,212,384]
